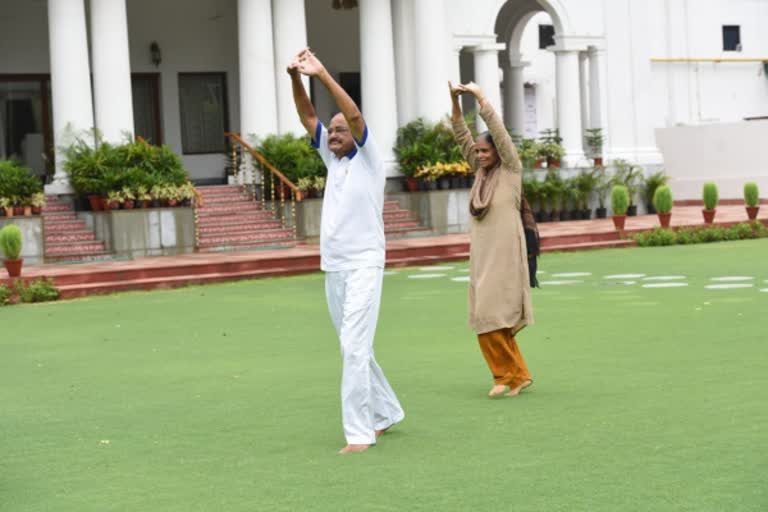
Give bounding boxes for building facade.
[1,0,766,196]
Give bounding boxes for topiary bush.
[744,182,759,207]
[652,185,673,214]
[611,185,629,215]
[702,182,719,210]
[0,224,23,260]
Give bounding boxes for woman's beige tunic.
[453,103,534,335]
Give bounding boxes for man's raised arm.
[288,54,318,137]
[297,49,365,142]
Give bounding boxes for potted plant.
[584,128,604,166]
[594,169,611,218]
[0,223,23,277]
[0,197,11,218]
[643,170,669,214]
[104,190,122,210]
[653,185,673,228]
[136,185,152,208]
[612,159,643,216]
[539,142,564,169]
[297,176,314,198]
[313,176,326,199]
[611,184,629,231]
[121,187,136,209]
[179,182,197,207]
[150,185,165,207]
[166,186,181,207]
[574,170,597,219]
[744,182,760,220]
[30,192,45,215]
[702,182,718,224]
[518,139,539,170]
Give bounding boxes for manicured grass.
[2,240,767,511]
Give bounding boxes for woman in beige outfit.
[449,82,534,398]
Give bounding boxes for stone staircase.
[195,186,295,252]
[43,197,111,262]
[195,187,428,252]
[383,200,430,238]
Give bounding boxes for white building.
[1,0,766,198]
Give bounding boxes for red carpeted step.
[46,231,97,243]
[44,221,90,232]
[198,220,283,235]
[43,212,78,222]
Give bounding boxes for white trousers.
[325,267,405,445]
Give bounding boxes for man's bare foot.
[506,380,533,397]
[375,427,389,438]
[488,384,508,397]
[339,444,371,454]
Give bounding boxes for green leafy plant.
[643,170,669,209]
[612,160,643,207]
[584,128,603,158]
[0,283,10,305]
[634,222,768,247]
[611,185,629,215]
[652,185,673,214]
[394,118,462,178]
[0,160,43,205]
[744,182,759,207]
[594,170,612,209]
[703,182,719,210]
[0,224,23,260]
[14,277,60,303]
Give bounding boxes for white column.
[392,0,415,126]
[412,0,448,122]
[90,0,134,144]
[472,44,504,133]
[554,49,586,166]
[588,47,607,130]
[449,45,463,86]
[238,0,278,142]
[46,0,95,194]
[359,0,399,174]
[578,51,590,138]
[504,54,527,138]
[272,0,308,135]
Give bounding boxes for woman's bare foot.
[339,444,371,454]
[506,380,533,397]
[375,427,389,438]
[488,384,508,397]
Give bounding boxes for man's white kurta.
[312,124,404,444]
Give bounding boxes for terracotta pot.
[31,206,42,215]
[547,158,561,168]
[123,200,135,209]
[533,158,545,169]
[612,214,626,231]
[104,200,120,210]
[4,207,13,218]
[3,259,23,278]
[88,195,103,211]
[23,206,32,216]
[404,177,419,192]
[593,157,603,166]
[702,208,716,224]
[746,206,759,220]
[658,212,672,228]
[143,200,152,209]
[13,206,24,216]
[167,199,178,207]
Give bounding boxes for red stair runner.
[42,196,111,262]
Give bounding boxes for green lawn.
[2,240,767,511]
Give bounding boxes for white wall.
[656,120,768,200]
[519,12,557,137]
[305,0,360,126]
[126,0,239,181]
[647,0,768,127]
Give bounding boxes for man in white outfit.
[287,48,405,454]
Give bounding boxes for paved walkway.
[4,205,764,282]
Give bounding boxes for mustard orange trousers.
[477,328,532,387]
